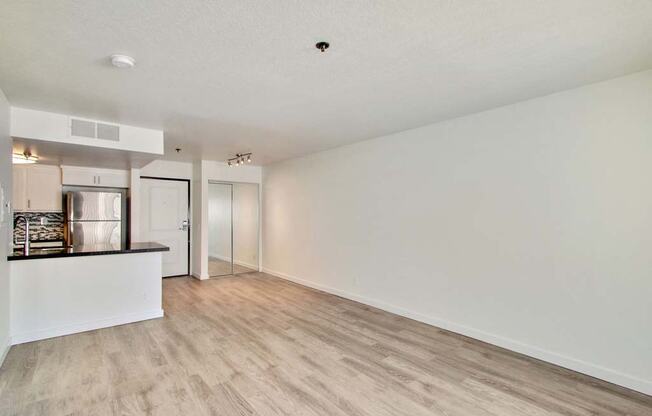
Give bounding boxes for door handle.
[179,220,189,231]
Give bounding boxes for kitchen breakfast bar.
[8,242,169,345]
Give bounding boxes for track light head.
[227,152,252,167]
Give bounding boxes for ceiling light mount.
[13,150,39,164]
[315,41,330,53]
[110,54,136,68]
[227,153,252,167]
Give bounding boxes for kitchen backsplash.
[13,212,65,242]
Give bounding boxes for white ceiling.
[1,1,652,165]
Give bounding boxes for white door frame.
[140,176,191,277]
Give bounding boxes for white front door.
[140,178,189,277]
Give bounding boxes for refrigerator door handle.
[66,192,74,246]
[66,192,73,222]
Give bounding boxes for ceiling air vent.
[70,118,120,141]
[70,118,96,138]
[97,123,119,141]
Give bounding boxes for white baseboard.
[209,254,259,272]
[191,271,208,280]
[0,336,10,368]
[10,309,165,345]
[262,267,652,396]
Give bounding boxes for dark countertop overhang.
[8,242,169,261]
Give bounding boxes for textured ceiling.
[1,0,652,165]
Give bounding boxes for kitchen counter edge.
[8,242,170,261]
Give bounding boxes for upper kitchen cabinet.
[12,165,27,211]
[13,165,63,212]
[61,166,129,188]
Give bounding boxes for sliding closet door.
[208,182,232,277]
[232,183,259,274]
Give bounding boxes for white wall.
[140,159,193,180]
[191,161,203,277]
[0,89,11,365]
[262,70,652,395]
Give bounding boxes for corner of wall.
[129,168,141,242]
[0,336,10,367]
[258,71,652,396]
[0,87,12,368]
[191,272,209,280]
[191,161,204,277]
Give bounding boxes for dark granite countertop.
[8,242,169,261]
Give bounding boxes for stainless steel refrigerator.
[64,187,128,246]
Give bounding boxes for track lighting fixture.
[228,153,252,167]
[13,151,39,164]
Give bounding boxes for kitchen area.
[11,164,132,254]
[6,108,171,345]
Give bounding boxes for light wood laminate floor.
[1,273,650,415]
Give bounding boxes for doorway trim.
[140,176,191,277]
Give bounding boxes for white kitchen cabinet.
[12,166,28,211]
[60,167,95,187]
[61,166,129,188]
[13,165,62,212]
[95,169,130,188]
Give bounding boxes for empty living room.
[0,1,651,415]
